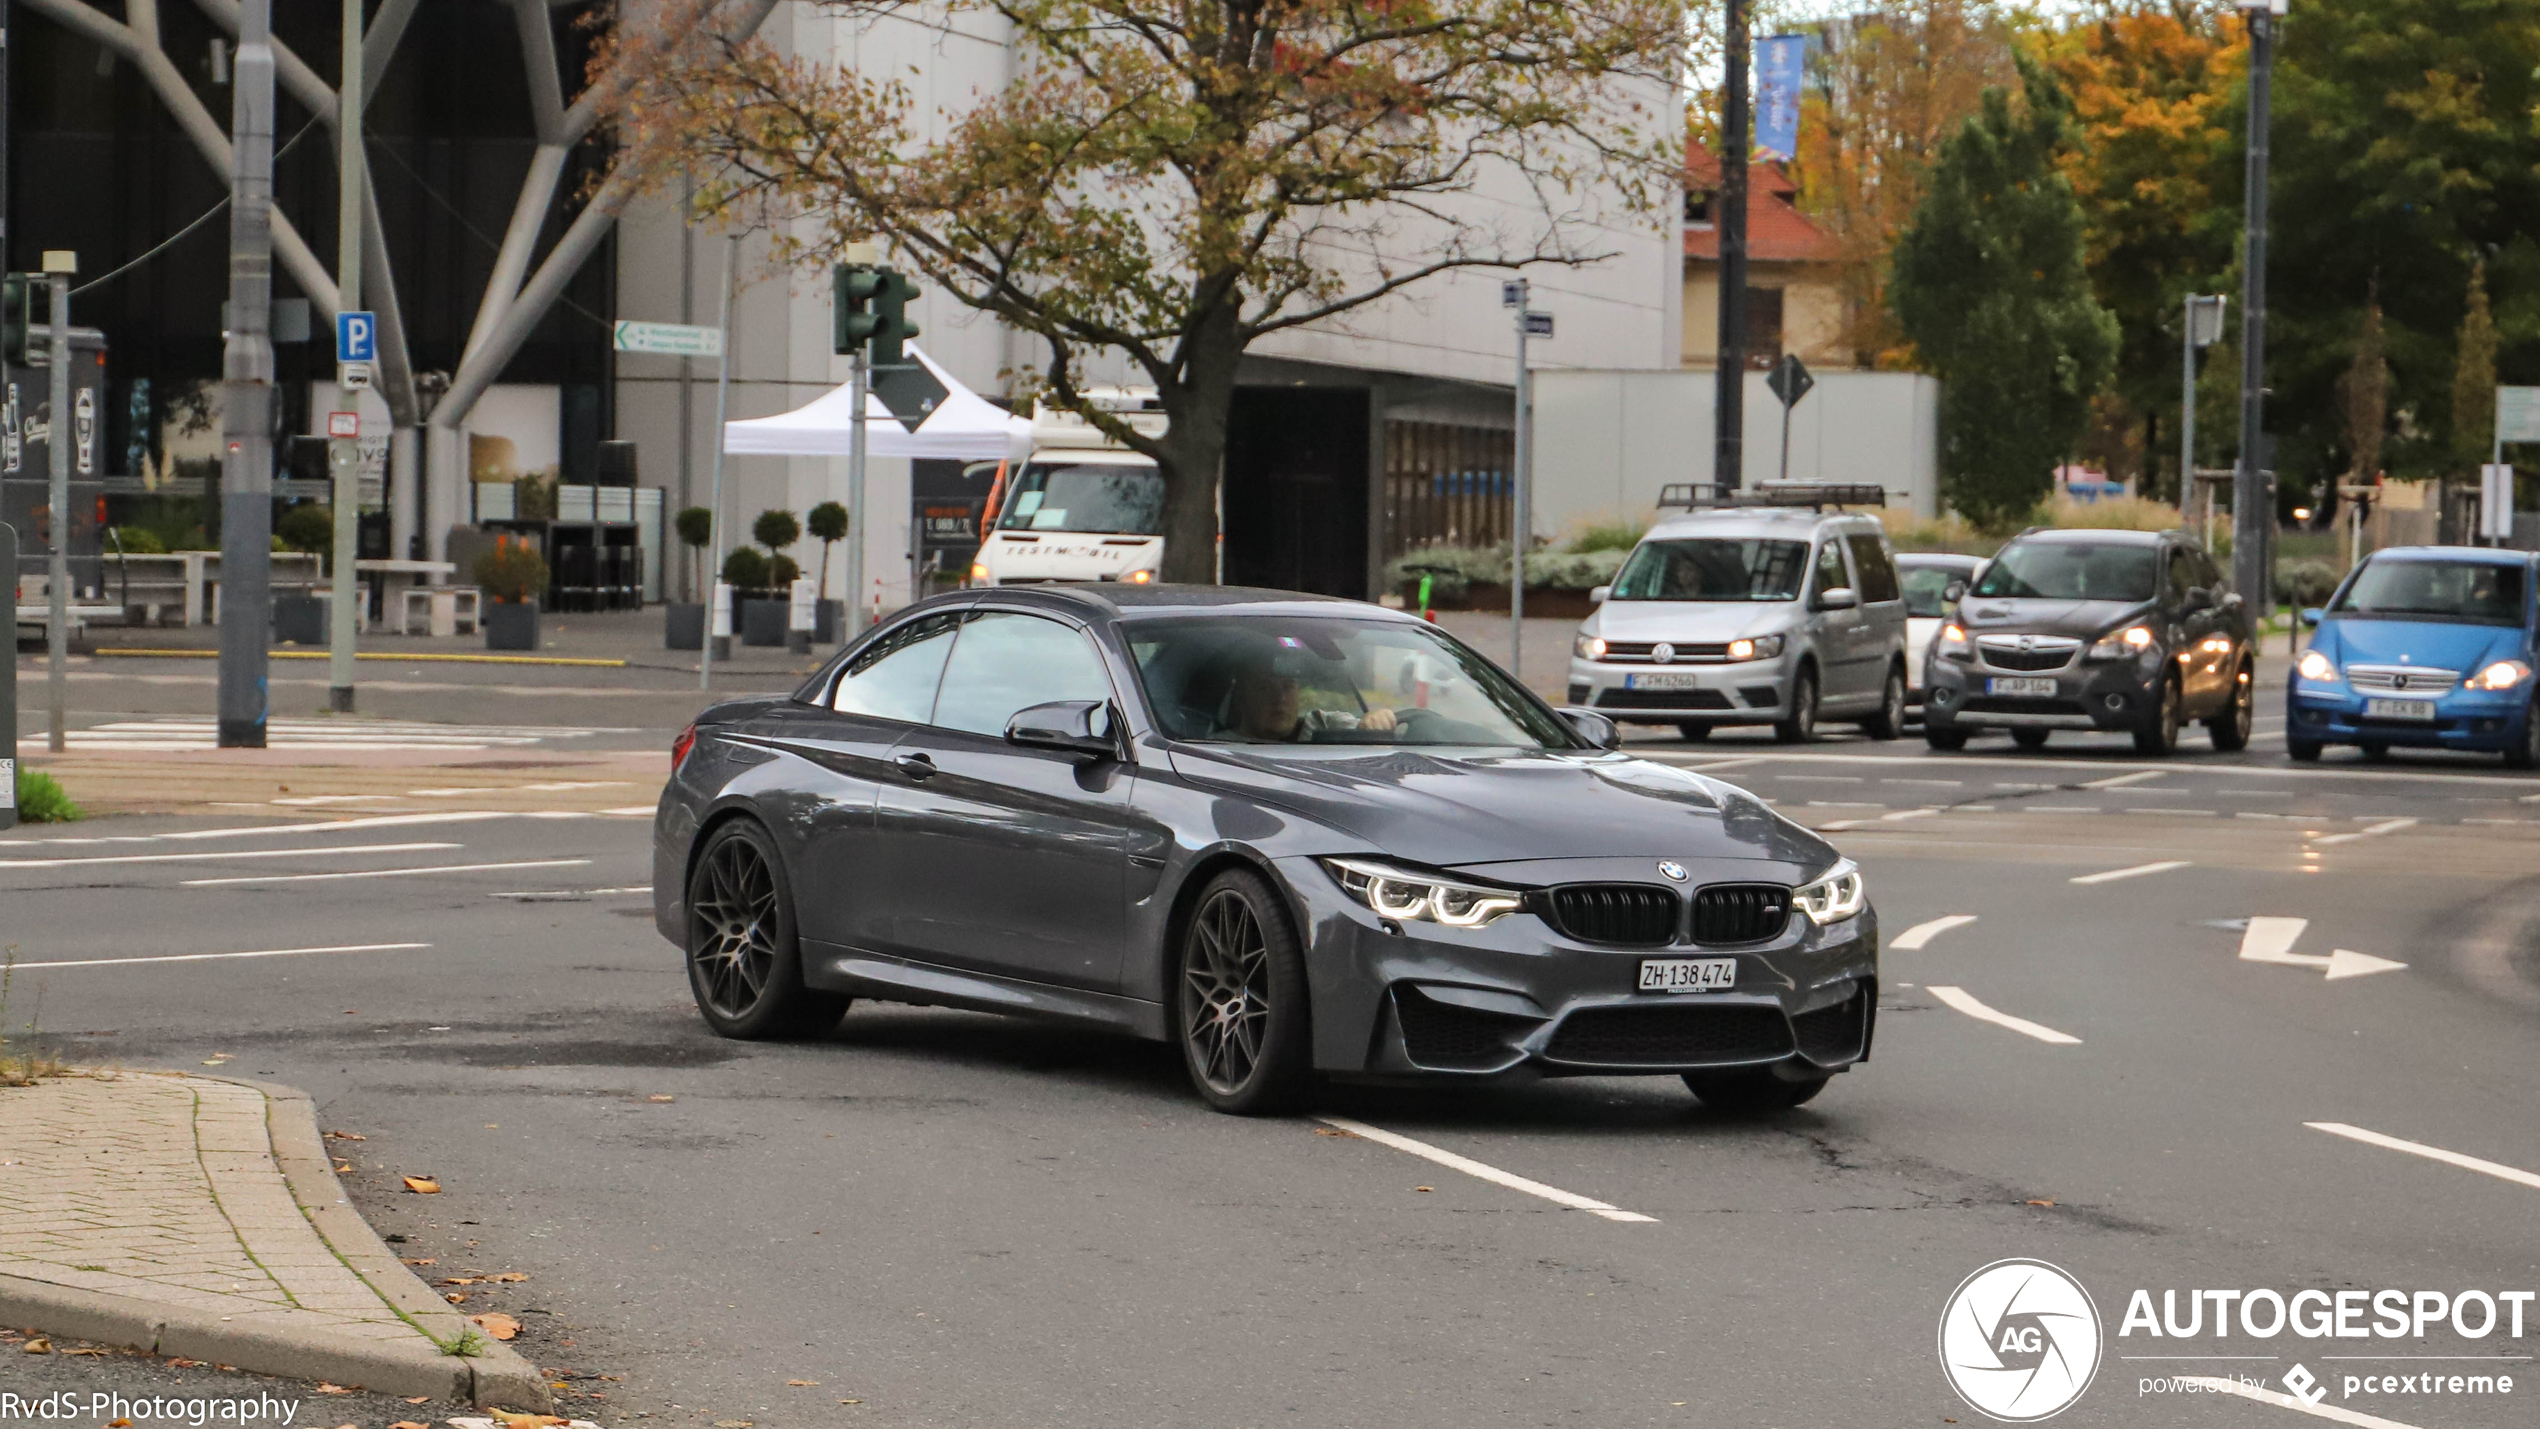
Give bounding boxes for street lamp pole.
[326,0,366,713]
[218,0,277,749]
[2232,0,2281,610]
[1714,0,1751,494]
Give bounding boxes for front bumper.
[1566,655,1794,725]
[2286,681,2534,750]
[1280,856,1879,1080]
[1922,651,2161,732]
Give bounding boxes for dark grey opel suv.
[655,585,1878,1114]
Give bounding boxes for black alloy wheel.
[1177,869,1311,1114]
[2012,728,2051,751]
[1677,721,1714,742]
[2509,700,2540,771]
[2208,659,2255,752]
[685,820,848,1040]
[1684,1066,1829,1113]
[1775,666,1820,744]
[2133,674,2182,756]
[1861,664,1907,740]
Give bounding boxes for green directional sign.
[613,321,724,358]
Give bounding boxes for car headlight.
[1936,623,1969,658]
[1125,569,1155,584]
[2089,625,2156,660]
[2296,648,2338,682]
[1575,634,1609,661]
[1323,858,1525,928]
[1727,634,1785,661]
[1792,859,1866,926]
[969,562,991,580]
[2470,659,2533,691]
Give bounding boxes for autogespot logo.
[1939,1259,2105,1422]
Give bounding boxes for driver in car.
[1226,657,1400,742]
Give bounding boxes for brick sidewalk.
[0,1072,547,1407]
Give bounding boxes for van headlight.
[1791,859,1866,926]
[2470,659,2532,690]
[2296,648,2338,683]
[1575,634,1609,660]
[1323,858,1525,928]
[1726,634,1785,661]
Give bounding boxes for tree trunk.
[1155,310,1246,584]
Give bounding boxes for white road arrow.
[2238,916,2408,981]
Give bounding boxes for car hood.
[1164,745,1834,869]
[1958,597,2153,640]
[2318,617,2525,671]
[1584,601,1794,641]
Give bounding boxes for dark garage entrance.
[1222,388,1369,599]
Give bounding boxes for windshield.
[2330,559,2526,625]
[1128,616,1574,748]
[1971,542,2158,602]
[996,462,1165,535]
[1610,538,1810,601]
[1898,563,1969,618]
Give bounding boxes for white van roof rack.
[1656,482,1889,512]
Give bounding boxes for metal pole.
[325,0,365,712]
[1714,0,1751,494]
[1510,277,1528,682]
[2181,295,2197,513]
[2231,6,2273,611]
[1778,386,1793,484]
[847,348,869,640]
[700,234,736,691]
[218,0,277,749]
[677,175,696,600]
[44,268,67,753]
[1,521,14,828]
[1,0,12,273]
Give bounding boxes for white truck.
[969,388,1170,586]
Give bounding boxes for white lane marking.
[598,806,657,816]
[182,858,593,887]
[1634,747,2536,789]
[1780,775,1866,783]
[1891,915,1978,950]
[2084,769,2168,789]
[2306,1122,2540,1193]
[268,794,401,806]
[0,810,523,845]
[2237,918,2408,981]
[11,942,430,971]
[1880,777,1963,787]
[1313,1116,1658,1222]
[0,841,460,869]
[2070,859,2191,885]
[2124,808,2218,816]
[492,885,651,899]
[2025,805,2099,813]
[2178,1375,2431,1428]
[2314,818,2418,845]
[1675,757,1765,773]
[2462,817,2540,826]
[404,781,630,796]
[1927,986,2082,1045]
[1818,806,1941,830]
[2521,791,2540,803]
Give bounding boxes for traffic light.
[833,264,882,356]
[2,273,45,369]
[871,269,920,369]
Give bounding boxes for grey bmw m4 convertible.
[655,585,1878,1114]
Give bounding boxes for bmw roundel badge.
[1657,860,1688,881]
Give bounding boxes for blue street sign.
[336,310,377,364]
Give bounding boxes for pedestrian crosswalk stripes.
[17,717,638,752]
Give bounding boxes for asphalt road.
[5,728,2538,1429]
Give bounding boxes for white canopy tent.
[720,345,1031,460]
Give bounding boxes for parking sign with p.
[336,310,376,364]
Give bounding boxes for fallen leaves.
[470,1312,522,1341]
[488,1271,528,1282]
[166,1358,203,1369]
[647,1094,676,1103]
[403,1397,430,1405]
[109,1419,133,1426]
[313,1383,354,1395]
[325,1130,367,1141]
[62,1346,109,1357]
[401,1257,437,1267]
[2024,1199,2057,1207]
[21,1337,50,1354]
[785,1379,819,1387]
[1414,1185,1434,1193]
[391,1421,431,1429]
[445,1293,469,1304]
[488,1412,566,1429]
[443,1276,481,1286]
[333,1161,355,1174]
[1312,1125,1358,1138]
[837,1398,862,1405]
[402,1176,441,1194]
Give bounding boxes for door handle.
[894,752,937,780]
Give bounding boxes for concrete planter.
[484,600,540,651]
[273,594,326,646]
[740,598,789,647]
[664,602,706,650]
[813,598,844,644]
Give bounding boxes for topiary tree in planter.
[474,536,551,651]
[675,506,714,595]
[806,501,848,602]
[720,545,770,595]
[753,508,801,571]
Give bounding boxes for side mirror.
[1588,585,1611,606]
[2301,607,2324,628]
[1557,707,1622,751]
[1815,586,1859,611]
[1006,699,1121,761]
[1943,579,1968,603]
[2182,585,2214,613]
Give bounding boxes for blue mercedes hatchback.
[2288,546,2539,767]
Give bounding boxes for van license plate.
[2364,697,2436,722]
[1638,958,1737,993]
[1987,677,2058,697]
[1625,672,1706,691]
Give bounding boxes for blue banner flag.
[1755,35,1806,161]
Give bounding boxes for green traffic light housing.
[2,273,46,369]
[833,264,883,355]
[872,269,920,369]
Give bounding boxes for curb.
[0,1074,552,1412]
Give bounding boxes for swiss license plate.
[1638,958,1737,993]
[1625,671,1707,691]
[1986,676,2059,697]
[2364,697,2437,722]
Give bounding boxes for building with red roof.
[1682,143,1854,372]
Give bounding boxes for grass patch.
[13,769,81,823]
[0,946,69,1087]
[441,1327,490,1358]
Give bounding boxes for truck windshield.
[1609,539,1809,601]
[997,463,1165,535]
[2330,559,2526,625]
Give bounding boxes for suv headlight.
[2296,648,2338,682]
[1727,634,1785,661]
[1792,859,1866,926]
[1323,858,1525,929]
[1575,634,1609,661]
[2089,625,2156,660]
[2470,659,2533,691]
[1936,623,1969,658]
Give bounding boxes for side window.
[830,613,960,723]
[2195,548,2227,594]
[1843,532,1902,604]
[2165,547,2195,605]
[1812,539,1851,599]
[932,611,1116,738]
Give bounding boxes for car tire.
[1677,721,1714,742]
[2288,738,2324,763]
[2132,674,2182,756]
[2012,728,2051,751]
[1177,868,1313,1115]
[1924,725,1969,751]
[2207,660,2255,752]
[1860,664,1907,740]
[2360,740,2391,761]
[1774,666,1820,744]
[2507,701,2540,770]
[1684,1066,1829,1114]
[684,819,849,1041]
